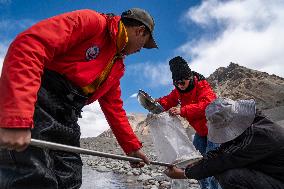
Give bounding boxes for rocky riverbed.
[80,134,200,189]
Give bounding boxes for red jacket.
[158,76,216,136]
[0,9,141,154]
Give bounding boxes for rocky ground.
[80,133,200,189]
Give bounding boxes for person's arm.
[180,80,216,121]
[98,81,149,166]
[185,127,277,179]
[0,9,104,129]
[0,10,106,151]
[157,89,179,111]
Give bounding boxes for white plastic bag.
[148,112,202,189]
[148,112,202,167]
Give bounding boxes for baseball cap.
[121,8,158,49]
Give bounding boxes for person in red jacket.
[157,56,220,189]
[0,8,157,188]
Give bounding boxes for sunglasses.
[173,80,186,86]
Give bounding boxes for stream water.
[81,165,144,189]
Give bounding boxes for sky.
[1,0,284,137]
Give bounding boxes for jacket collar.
[104,14,128,54]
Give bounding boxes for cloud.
[0,59,3,75]
[130,93,138,98]
[129,0,284,87]
[179,0,284,77]
[78,102,110,138]
[0,43,7,76]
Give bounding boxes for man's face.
[174,79,190,90]
[123,26,150,55]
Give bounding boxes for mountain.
[97,113,147,138]
[207,62,284,110]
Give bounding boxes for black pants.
[0,70,88,189]
[216,168,284,189]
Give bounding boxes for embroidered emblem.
[86,46,100,60]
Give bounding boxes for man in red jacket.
[0,8,157,188]
[157,56,220,189]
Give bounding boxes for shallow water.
[81,166,143,189]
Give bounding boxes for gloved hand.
[0,128,31,151]
[127,149,150,168]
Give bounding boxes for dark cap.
[121,8,157,49]
[169,56,192,81]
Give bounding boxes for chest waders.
[0,69,88,189]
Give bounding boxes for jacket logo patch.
[86,46,100,60]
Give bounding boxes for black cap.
[121,8,157,49]
[169,56,192,81]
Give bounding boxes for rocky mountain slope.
[207,62,284,110]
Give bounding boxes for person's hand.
[127,149,150,168]
[0,128,31,151]
[169,107,181,116]
[164,166,187,179]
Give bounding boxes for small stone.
[137,174,152,182]
[150,185,158,189]
[95,166,111,172]
[160,181,171,187]
[126,172,133,176]
[189,179,198,184]
[126,179,135,183]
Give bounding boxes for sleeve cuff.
[0,116,34,128]
[121,140,143,154]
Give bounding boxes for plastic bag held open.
[147,112,202,167]
[137,89,202,167]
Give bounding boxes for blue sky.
[1,0,284,137]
